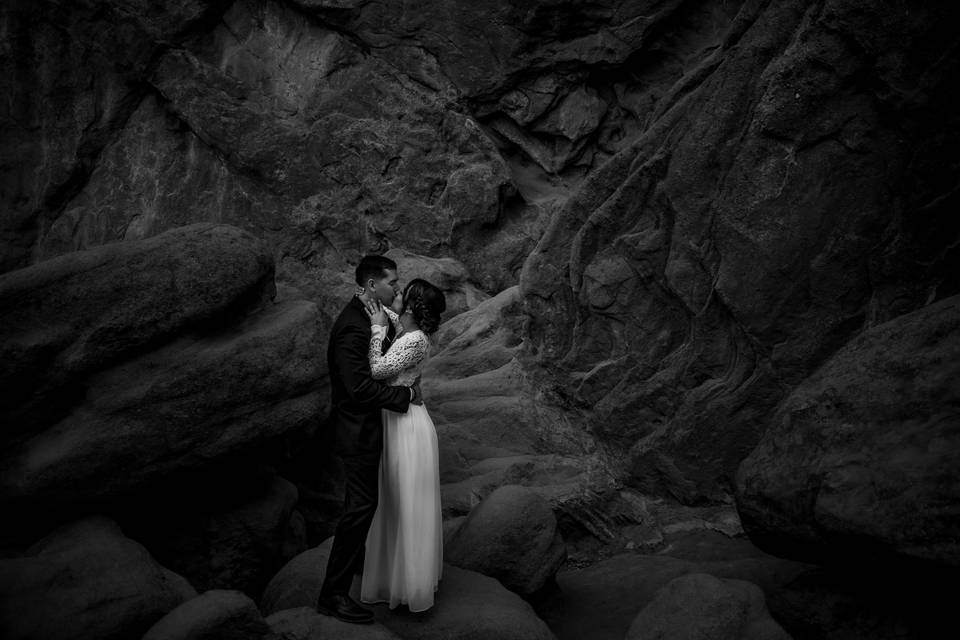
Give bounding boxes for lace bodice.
[368,310,430,387]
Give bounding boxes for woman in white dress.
[358,278,445,613]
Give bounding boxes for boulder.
[444,484,566,596]
[0,222,275,436]
[267,607,401,640]
[142,590,276,640]
[625,573,791,640]
[735,294,960,569]
[0,296,324,516]
[0,516,196,640]
[260,538,333,615]
[374,565,555,640]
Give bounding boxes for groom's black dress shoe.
[316,593,374,624]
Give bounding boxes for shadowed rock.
[625,573,791,640]
[0,222,275,436]
[519,0,960,502]
[142,589,277,640]
[735,294,960,570]
[125,470,308,597]
[0,516,196,640]
[444,484,566,596]
[0,296,324,513]
[260,538,333,616]
[267,607,401,640]
[373,565,556,640]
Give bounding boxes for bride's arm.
[368,331,428,380]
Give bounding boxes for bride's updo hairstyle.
[401,279,446,335]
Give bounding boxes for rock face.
[735,294,960,570]
[625,573,791,640]
[519,0,960,503]
[0,517,196,640]
[444,484,567,596]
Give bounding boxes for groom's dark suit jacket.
[327,296,410,456]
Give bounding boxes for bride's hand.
[364,299,389,327]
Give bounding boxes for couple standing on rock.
[316,255,446,624]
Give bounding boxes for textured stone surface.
[445,485,567,596]
[0,517,196,640]
[267,607,402,640]
[260,538,333,616]
[625,573,791,640]
[735,294,960,569]
[142,589,276,640]
[0,295,324,513]
[0,0,220,272]
[519,0,960,502]
[0,223,275,437]
[373,565,556,640]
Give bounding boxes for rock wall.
[519,0,960,502]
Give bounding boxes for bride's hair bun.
[401,279,446,335]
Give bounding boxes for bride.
[359,278,445,612]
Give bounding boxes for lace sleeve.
[385,307,401,328]
[368,331,429,381]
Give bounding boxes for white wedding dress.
[360,312,442,612]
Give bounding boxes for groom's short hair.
[355,255,398,286]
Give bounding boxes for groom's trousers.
[320,452,381,596]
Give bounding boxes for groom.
[317,255,422,624]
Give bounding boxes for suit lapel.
[383,317,396,354]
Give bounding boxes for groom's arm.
[333,321,412,413]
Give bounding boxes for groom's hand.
[411,380,424,406]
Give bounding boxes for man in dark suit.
[317,255,422,624]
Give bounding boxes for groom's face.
[368,268,400,306]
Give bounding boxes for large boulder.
[260,538,333,616]
[444,484,566,596]
[266,607,401,640]
[0,222,275,436]
[625,573,791,640]
[142,590,276,640]
[735,294,960,569]
[0,516,196,640]
[0,296,325,515]
[373,565,555,640]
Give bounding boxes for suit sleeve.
[332,320,411,413]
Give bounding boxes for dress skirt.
[361,403,443,612]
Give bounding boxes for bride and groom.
[316,255,445,623]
